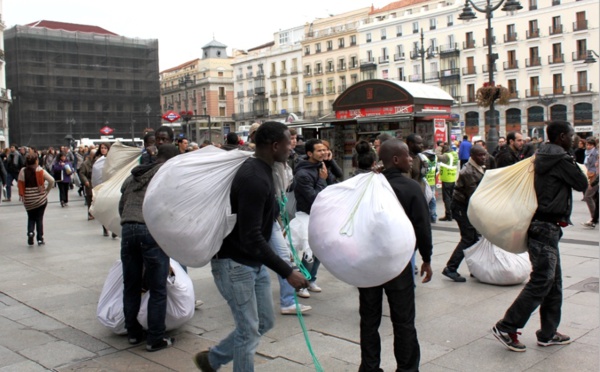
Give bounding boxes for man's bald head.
[470,144,487,166]
[379,139,412,172]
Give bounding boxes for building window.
[350,56,358,68]
[430,18,437,30]
[508,79,517,97]
[327,40,333,51]
[219,107,226,116]
[279,31,289,44]
[447,15,453,27]
[305,46,310,55]
[381,29,387,40]
[56,77,64,86]
[529,0,537,10]
[57,101,64,111]
[553,74,563,94]
[398,67,404,81]
[315,43,321,53]
[36,75,44,86]
[116,80,123,89]
[72,77,79,87]
[73,101,80,111]
[413,22,419,34]
[102,102,109,112]
[366,33,372,43]
[467,84,475,102]
[88,101,95,111]
[102,79,108,89]
[117,102,124,112]
[37,101,45,110]
[530,76,540,96]
[338,38,345,48]
[396,25,402,36]
[350,35,357,46]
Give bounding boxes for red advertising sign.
[162,110,181,123]
[422,105,452,112]
[99,126,114,135]
[434,118,447,145]
[336,105,414,119]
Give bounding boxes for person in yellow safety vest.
[422,144,438,223]
[436,144,459,221]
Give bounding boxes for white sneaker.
[281,304,312,315]
[308,282,322,292]
[297,288,310,298]
[195,300,204,309]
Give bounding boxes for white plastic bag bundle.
[91,156,106,188]
[289,212,312,262]
[97,260,127,334]
[137,260,195,330]
[143,146,253,267]
[308,173,416,288]
[464,238,531,286]
[90,157,139,237]
[467,157,537,253]
[97,259,196,334]
[102,142,142,182]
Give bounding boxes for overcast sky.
[5,0,390,71]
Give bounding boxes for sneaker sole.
[307,288,321,293]
[537,339,572,347]
[492,327,526,352]
[281,306,312,315]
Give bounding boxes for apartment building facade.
[160,40,235,142]
[358,0,599,139]
[0,0,11,148]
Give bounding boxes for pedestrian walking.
[437,144,458,222]
[495,131,524,168]
[52,152,73,207]
[458,135,472,168]
[18,153,54,245]
[4,145,24,202]
[582,137,598,228]
[492,121,588,352]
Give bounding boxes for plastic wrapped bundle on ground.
[464,238,531,286]
[308,173,416,288]
[97,259,195,334]
[289,212,311,261]
[137,260,195,330]
[143,146,253,267]
[467,157,537,254]
[89,156,139,237]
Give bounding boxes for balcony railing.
[504,32,518,42]
[304,70,312,77]
[236,74,244,80]
[463,40,476,49]
[483,36,496,46]
[572,51,587,61]
[462,66,477,75]
[270,90,278,97]
[326,87,336,95]
[482,64,497,73]
[349,63,359,69]
[246,89,254,96]
[503,61,519,70]
[409,74,422,82]
[291,87,299,95]
[246,72,253,78]
[218,95,226,101]
[553,86,565,95]
[526,29,540,39]
[394,53,405,61]
[509,91,519,99]
[438,43,459,54]
[526,88,539,97]
[548,54,564,64]
[573,20,588,31]
[280,69,288,76]
[326,67,335,74]
[378,56,389,64]
[338,65,347,71]
[313,88,323,96]
[338,85,347,93]
[314,69,324,75]
[571,83,592,93]
[549,25,563,35]
[255,87,265,94]
[360,58,375,65]
[526,58,541,67]
[425,71,440,81]
[464,95,476,103]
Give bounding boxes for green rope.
[339,173,374,237]
[278,192,324,372]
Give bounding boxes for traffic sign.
[100,126,114,135]
[162,110,181,123]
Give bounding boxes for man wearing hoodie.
[119,144,179,352]
[492,121,588,352]
[293,138,328,298]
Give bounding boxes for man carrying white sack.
[492,121,588,352]
[358,139,433,372]
[194,122,309,372]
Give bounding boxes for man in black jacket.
[293,138,328,297]
[358,139,433,372]
[492,121,588,352]
[194,122,308,372]
[495,131,523,168]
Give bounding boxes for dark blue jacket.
[293,159,327,214]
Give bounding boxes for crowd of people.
[0,120,596,371]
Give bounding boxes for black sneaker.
[492,326,526,352]
[146,337,174,352]
[27,232,34,246]
[193,350,216,372]
[37,239,45,246]
[442,267,466,282]
[439,216,453,222]
[537,331,572,347]
[128,330,146,345]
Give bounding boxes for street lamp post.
[179,74,193,139]
[413,29,434,83]
[458,0,522,152]
[65,118,76,149]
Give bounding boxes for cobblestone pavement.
[0,188,597,371]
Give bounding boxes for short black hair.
[506,132,517,143]
[254,121,289,147]
[226,132,239,145]
[376,133,393,143]
[155,125,174,140]
[546,121,572,143]
[406,133,419,145]
[178,137,188,144]
[143,132,155,145]
[463,135,468,140]
[355,140,376,170]
[305,138,323,154]
[156,144,179,162]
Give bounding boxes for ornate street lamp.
[584,50,600,64]
[412,29,436,83]
[179,74,193,138]
[458,0,522,152]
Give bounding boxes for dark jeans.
[26,202,47,240]
[57,182,69,203]
[496,221,563,339]
[593,189,599,224]
[445,202,479,272]
[302,255,321,283]
[460,159,468,168]
[5,173,15,199]
[120,223,170,345]
[358,264,419,372]
[441,182,455,219]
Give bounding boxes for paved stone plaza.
[0,189,597,371]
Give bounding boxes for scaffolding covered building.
[5,20,160,148]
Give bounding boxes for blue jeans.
[120,223,170,345]
[428,185,437,221]
[269,221,295,308]
[5,173,15,200]
[209,259,275,372]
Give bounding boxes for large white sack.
[90,157,139,236]
[102,142,142,182]
[289,212,311,261]
[308,173,416,288]
[137,260,195,330]
[97,259,196,335]
[143,146,253,267]
[464,238,531,286]
[467,157,537,253]
[91,156,106,188]
[97,260,127,334]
